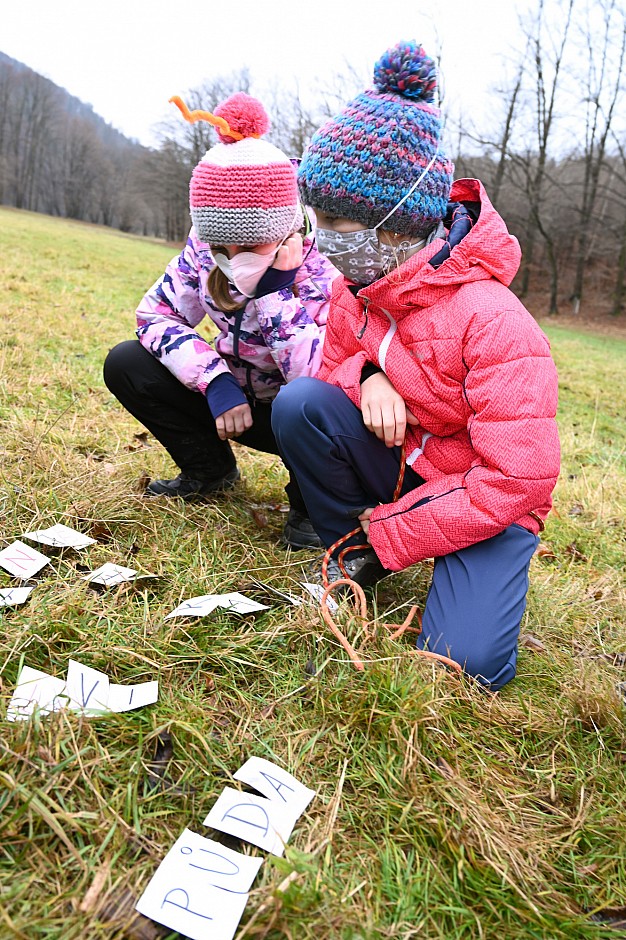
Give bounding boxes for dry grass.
[1,207,626,939]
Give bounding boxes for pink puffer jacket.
[318,179,560,571]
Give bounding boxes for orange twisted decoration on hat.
[169,95,262,141]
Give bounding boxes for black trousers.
[103,340,306,511]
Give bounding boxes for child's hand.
[359,507,374,540]
[216,403,253,440]
[361,372,408,447]
[273,233,303,271]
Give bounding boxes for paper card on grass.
[165,592,269,619]
[0,586,34,608]
[0,540,50,579]
[203,787,297,856]
[161,829,262,893]
[136,842,249,940]
[83,563,138,586]
[6,666,68,721]
[107,680,159,713]
[23,524,96,550]
[234,757,315,820]
[301,582,339,612]
[65,659,110,713]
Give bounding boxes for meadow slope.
[1,207,626,940]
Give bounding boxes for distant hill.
[0,50,139,148]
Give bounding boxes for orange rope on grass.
[318,443,463,676]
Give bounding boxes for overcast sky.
[3,0,531,146]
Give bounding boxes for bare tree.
[570,0,626,310]
[517,0,575,312]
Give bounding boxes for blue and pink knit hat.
[298,41,454,237]
[170,92,303,245]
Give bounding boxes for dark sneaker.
[281,509,323,550]
[323,548,391,590]
[145,469,240,500]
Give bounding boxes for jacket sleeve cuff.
[360,362,383,384]
[205,373,247,419]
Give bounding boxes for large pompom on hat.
[170,92,303,245]
[298,41,454,237]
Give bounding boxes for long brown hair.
[207,252,247,314]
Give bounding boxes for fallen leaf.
[136,471,151,493]
[125,432,152,452]
[436,756,455,779]
[145,731,195,795]
[565,542,588,562]
[86,521,114,543]
[205,675,216,693]
[79,862,111,912]
[536,542,557,559]
[252,509,269,528]
[520,634,547,653]
[249,502,290,513]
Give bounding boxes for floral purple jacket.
[135,227,337,400]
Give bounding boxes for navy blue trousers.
[272,378,539,690]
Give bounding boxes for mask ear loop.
[373,148,439,233]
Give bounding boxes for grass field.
[1,206,625,940]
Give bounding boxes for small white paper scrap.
[65,659,110,713]
[6,666,68,721]
[23,523,96,550]
[0,587,34,608]
[108,680,159,713]
[136,829,253,940]
[165,592,269,620]
[0,540,50,579]
[203,787,297,857]
[301,582,339,612]
[83,563,138,586]
[234,757,315,820]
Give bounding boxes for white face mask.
[212,202,306,298]
[212,249,277,298]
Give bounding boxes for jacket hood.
[360,178,521,312]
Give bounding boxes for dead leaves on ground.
[535,541,588,563]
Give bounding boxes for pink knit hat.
[170,92,303,246]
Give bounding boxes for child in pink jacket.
[271,42,560,688]
[104,92,336,549]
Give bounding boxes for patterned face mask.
[313,149,439,286]
[315,228,422,286]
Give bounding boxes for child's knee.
[272,378,313,429]
[273,377,334,429]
